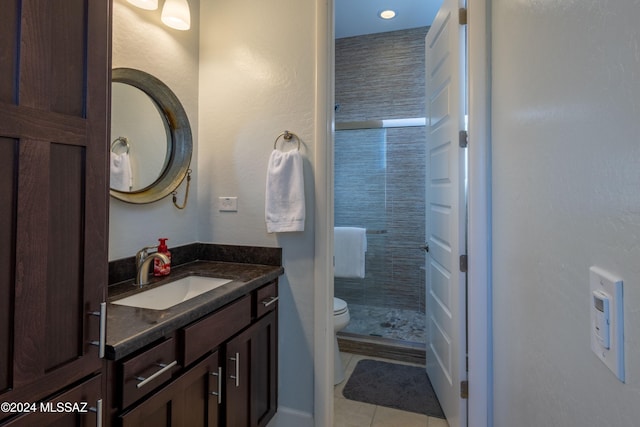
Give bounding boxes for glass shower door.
[334,123,426,344]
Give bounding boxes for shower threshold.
[337,332,426,366]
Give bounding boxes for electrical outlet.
[218,197,238,212]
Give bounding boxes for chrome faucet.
[135,250,170,287]
[136,245,158,272]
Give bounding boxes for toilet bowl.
[333,297,350,385]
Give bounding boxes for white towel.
[110,151,132,192]
[334,227,367,278]
[265,149,305,232]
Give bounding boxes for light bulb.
[161,0,191,31]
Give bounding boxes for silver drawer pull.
[89,399,103,427]
[135,360,178,389]
[89,302,106,358]
[229,353,240,387]
[261,296,279,307]
[210,366,223,404]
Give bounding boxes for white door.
[425,0,467,426]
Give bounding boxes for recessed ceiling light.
[379,9,396,20]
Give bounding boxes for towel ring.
[111,136,130,154]
[273,131,300,151]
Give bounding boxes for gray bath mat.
[342,359,445,418]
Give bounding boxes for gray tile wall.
[335,27,428,313]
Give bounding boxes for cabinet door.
[120,352,220,427]
[225,329,251,427]
[250,310,278,427]
[2,374,103,427]
[225,309,278,427]
[181,350,220,427]
[0,0,110,415]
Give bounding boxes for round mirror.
[110,68,192,204]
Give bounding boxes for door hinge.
[459,8,468,26]
[460,380,469,399]
[459,130,468,148]
[459,254,468,273]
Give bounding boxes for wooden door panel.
[181,352,220,427]
[251,310,277,427]
[0,138,17,393]
[0,0,18,104]
[425,0,467,425]
[46,143,85,370]
[226,332,250,426]
[49,0,87,117]
[19,0,86,116]
[120,383,181,427]
[0,0,109,417]
[13,140,50,387]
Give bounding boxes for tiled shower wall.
[334,27,428,314]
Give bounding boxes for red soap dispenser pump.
[154,238,171,276]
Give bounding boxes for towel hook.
[273,130,300,151]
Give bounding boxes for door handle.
[135,361,178,388]
[229,352,240,387]
[89,399,103,427]
[261,296,279,307]
[210,366,223,404]
[420,244,430,253]
[89,302,106,358]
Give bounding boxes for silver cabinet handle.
[135,360,178,389]
[261,296,279,307]
[229,352,240,387]
[89,302,106,358]
[210,366,223,404]
[89,399,103,427]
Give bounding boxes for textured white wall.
[111,0,320,421]
[492,1,640,425]
[198,0,318,421]
[110,0,200,260]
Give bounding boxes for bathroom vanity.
[104,246,283,427]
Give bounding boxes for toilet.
[333,297,350,385]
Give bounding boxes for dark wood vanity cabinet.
[111,280,278,427]
[0,1,110,425]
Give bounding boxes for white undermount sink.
[111,276,233,310]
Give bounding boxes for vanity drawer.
[256,280,279,318]
[120,336,178,408]
[181,295,252,366]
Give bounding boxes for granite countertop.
[106,260,284,361]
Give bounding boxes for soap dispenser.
[154,238,171,276]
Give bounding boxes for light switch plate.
[218,197,238,212]
[590,266,624,382]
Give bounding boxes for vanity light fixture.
[161,0,191,31]
[126,0,158,10]
[379,9,397,20]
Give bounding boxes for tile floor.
[334,352,449,427]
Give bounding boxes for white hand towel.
[265,149,305,232]
[334,227,367,278]
[110,151,132,192]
